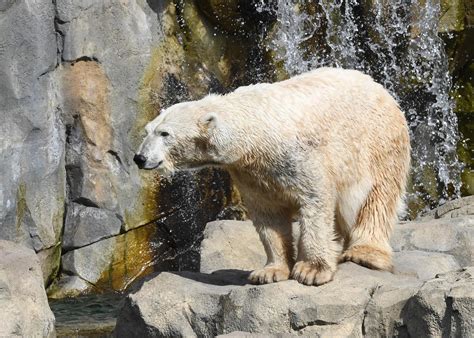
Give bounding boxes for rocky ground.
[0,197,472,336]
[115,196,473,337]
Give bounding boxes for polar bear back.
[220,67,408,161]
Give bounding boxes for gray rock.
[58,221,177,293]
[37,244,62,285]
[420,196,474,220]
[115,217,473,337]
[393,250,460,280]
[63,203,122,250]
[0,240,55,337]
[202,219,469,279]
[363,282,419,337]
[62,235,116,284]
[1,0,247,290]
[391,216,473,266]
[200,220,266,273]
[403,267,474,337]
[0,0,173,290]
[56,0,163,225]
[48,274,95,299]
[115,263,421,337]
[0,0,65,279]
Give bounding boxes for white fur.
[136,67,411,285]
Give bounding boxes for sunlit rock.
[439,0,466,33]
[115,200,474,336]
[59,222,166,293]
[392,218,473,267]
[404,267,473,337]
[63,203,122,250]
[0,0,65,284]
[0,240,55,337]
[393,251,460,280]
[200,220,266,273]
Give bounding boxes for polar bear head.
[134,97,235,175]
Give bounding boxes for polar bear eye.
[159,131,169,137]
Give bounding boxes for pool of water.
[49,293,124,337]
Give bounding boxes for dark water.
[49,293,124,337]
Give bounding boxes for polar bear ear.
[199,112,218,130]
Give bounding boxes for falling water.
[266,0,462,212]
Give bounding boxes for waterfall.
[266,0,462,212]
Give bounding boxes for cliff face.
[1,0,65,287]
[0,0,472,297]
[1,0,266,296]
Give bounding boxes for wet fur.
[138,67,411,286]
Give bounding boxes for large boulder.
[203,219,469,280]
[49,221,175,298]
[115,209,474,337]
[0,240,55,337]
[200,220,266,273]
[420,195,474,220]
[403,267,473,337]
[115,264,421,337]
[392,214,473,267]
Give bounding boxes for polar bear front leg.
[248,210,294,284]
[292,193,342,286]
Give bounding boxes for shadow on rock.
[170,269,252,286]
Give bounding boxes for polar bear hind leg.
[340,179,402,272]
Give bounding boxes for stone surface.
[115,209,474,337]
[439,0,466,32]
[63,202,122,250]
[37,244,62,285]
[202,218,471,277]
[404,267,474,337]
[1,0,246,292]
[47,274,95,299]
[0,0,65,282]
[200,220,266,273]
[392,216,473,267]
[115,264,421,337]
[420,195,474,219]
[115,216,474,337]
[48,0,245,294]
[0,240,55,337]
[59,221,179,293]
[393,250,460,280]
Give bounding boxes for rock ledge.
[115,210,473,337]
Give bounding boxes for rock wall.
[1,0,270,297]
[0,0,64,286]
[442,0,474,196]
[0,0,472,297]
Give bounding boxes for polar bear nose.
[133,154,147,168]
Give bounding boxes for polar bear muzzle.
[133,153,163,170]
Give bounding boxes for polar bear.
[134,67,410,286]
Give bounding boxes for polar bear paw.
[249,265,291,284]
[340,245,393,272]
[291,261,335,286]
